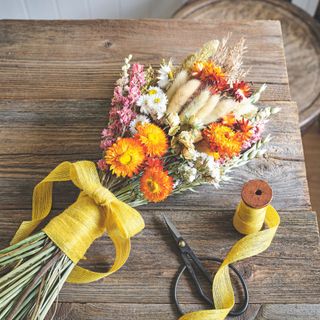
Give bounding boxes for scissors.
[163,214,249,316]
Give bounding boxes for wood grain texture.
[173,0,320,128]
[45,303,320,320]
[0,19,290,100]
[0,19,318,319]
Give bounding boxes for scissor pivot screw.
[179,240,186,248]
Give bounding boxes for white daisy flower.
[157,60,174,89]
[136,95,151,115]
[148,91,167,119]
[129,115,150,134]
[147,86,162,96]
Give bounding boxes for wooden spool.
[173,0,320,130]
[241,179,273,209]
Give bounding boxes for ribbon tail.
[67,231,131,284]
[10,219,43,245]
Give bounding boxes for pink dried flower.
[131,63,145,86]
[97,159,108,171]
[117,106,136,126]
[128,85,141,104]
[101,128,114,138]
[100,139,114,150]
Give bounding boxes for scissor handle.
[173,257,249,317]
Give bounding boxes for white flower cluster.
[157,59,174,89]
[194,152,221,185]
[137,86,168,120]
[177,151,221,187]
[178,163,198,183]
[116,55,132,89]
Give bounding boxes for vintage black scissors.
[163,214,249,316]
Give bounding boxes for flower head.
[105,138,145,177]
[140,166,173,202]
[129,115,150,134]
[157,59,174,88]
[202,123,242,159]
[117,106,136,126]
[235,118,253,140]
[137,87,168,119]
[145,157,164,170]
[136,123,168,157]
[97,159,108,171]
[221,113,236,127]
[231,81,252,102]
[192,60,229,94]
[147,86,162,96]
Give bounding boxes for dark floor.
[302,121,320,224]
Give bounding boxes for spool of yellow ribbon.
[11,160,145,283]
[179,180,280,320]
[233,180,273,235]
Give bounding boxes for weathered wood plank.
[0,209,319,304]
[0,101,311,211]
[0,20,290,100]
[256,304,320,319]
[45,303,261,320]
[46,303,320,320]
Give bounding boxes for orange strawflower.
[235,118,253,140]
[192,61,224,81]
[140,167,173,202]
[231,81,252,102]
[202,123,243,158]
[105,137,145,177]
[221,113,236,127]
[136,123,168,157]
[145,157,164,170]
[192,61,229,93]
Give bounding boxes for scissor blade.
[162,214,182,243]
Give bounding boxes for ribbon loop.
[11,160,145,284]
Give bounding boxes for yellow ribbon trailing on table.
[11,160,145,283]
[180,204,280,320]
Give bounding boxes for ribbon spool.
[233,180,273,235]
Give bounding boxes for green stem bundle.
[0,232,74,320]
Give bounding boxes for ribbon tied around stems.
[11,160,145,284]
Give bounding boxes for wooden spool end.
[241,179,272,209]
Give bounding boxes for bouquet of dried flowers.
[98,37,279,205]
[0,36,279,319]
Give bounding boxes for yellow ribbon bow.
[179,205,280,320]
[11,160,145,283]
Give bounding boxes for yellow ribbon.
[11,160,145,283]
[179,204,280,320]
[233,200,267,235]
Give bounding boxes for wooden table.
[0,20,319,319]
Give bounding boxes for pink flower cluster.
[98,63,145,171]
